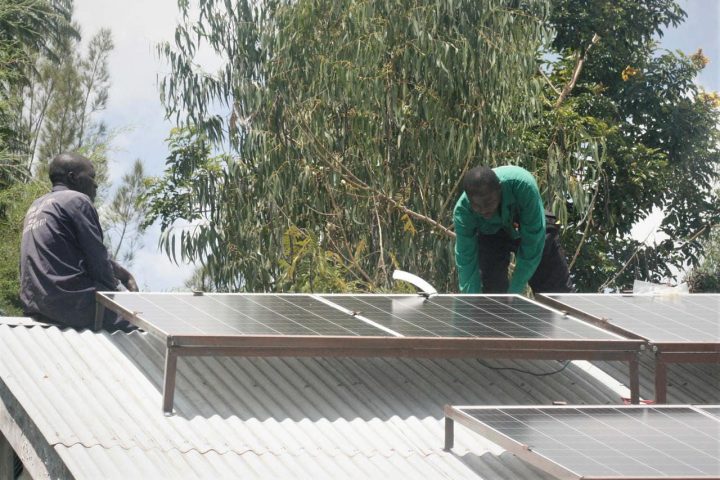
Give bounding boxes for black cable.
[477,359,572,377]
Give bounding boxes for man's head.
[463,166,501,219]
[48,152,98,201]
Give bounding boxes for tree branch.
[539,67,561,96]
[294,120,457,239]
[568,179,601,271]
[673,223,719,250]
[597,247,640,293]
[555,33,600,108]
[373,197,387,283]
[381,193,456,238]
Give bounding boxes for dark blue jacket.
[20,184,118,328]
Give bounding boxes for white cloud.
[131,246,197,292]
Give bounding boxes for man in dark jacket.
[454,165,573,294]
[19,152,137,331]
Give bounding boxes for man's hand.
[111,260,139,292]
[122,273,139,292]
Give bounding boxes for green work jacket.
[453,165,546,294]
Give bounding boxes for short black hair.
[463,166,500,196]
[48,152,88,185]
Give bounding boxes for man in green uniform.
[454,165,573,294]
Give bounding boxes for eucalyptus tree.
[150,0,571,292]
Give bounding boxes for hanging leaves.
[150,0,552,292]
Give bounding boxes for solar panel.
[446,405,720,479]
[320,295,619,339]
[96,292,643,413]
[698,405,720,420]
[539,294,720,342]
[538,294,720,404]
[101,292,392,337]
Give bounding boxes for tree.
[149,0,561,292]
[686,223,720,293]
[0,0,76,174]
[151,0,718,294]
[0,0,76,315]
[0,179,46,315]
[35,27,114,173]
[531,0,720,291]
[101,158,149,267]
[183,265,218,293]
[0,3,141,314]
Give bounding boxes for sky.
[73,0,191,291]
[72,0,720,291]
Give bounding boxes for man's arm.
[70,196,118,290]
[454,194,482,293]
[111,260,139,291]
[507,181,546,294]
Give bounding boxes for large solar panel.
[539,293,720,343]
[446,405,720,478]
[97,292,643,413]
[320,295,619,339]
[102,293,622,340]
[101,293,391,337]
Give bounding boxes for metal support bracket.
[94,302,105,331]
[444,416,454,451]
[162,347,179,415]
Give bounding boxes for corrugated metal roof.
[0,324,625,479]
[595,354,720,404]
[0,316,44,326]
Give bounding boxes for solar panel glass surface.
[320,295,619,339]
[459,406,720,477]
[698,406,720,420]
[102,293,391,337]
[543,294,720,342]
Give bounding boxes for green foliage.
[0,0,76,157]
[686,225,720,293]
[101,158,149,266]
[151,0,555,292]
[0,180,47,315]
[0,3,141,315]
[35,27,114,171]
[277,226,368,292]
[150,0,718,294]
[184,265,219,293]
[0,0,78,314]
[551,0,684,60]
[538,0,720,291]
[0,0,77,63]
